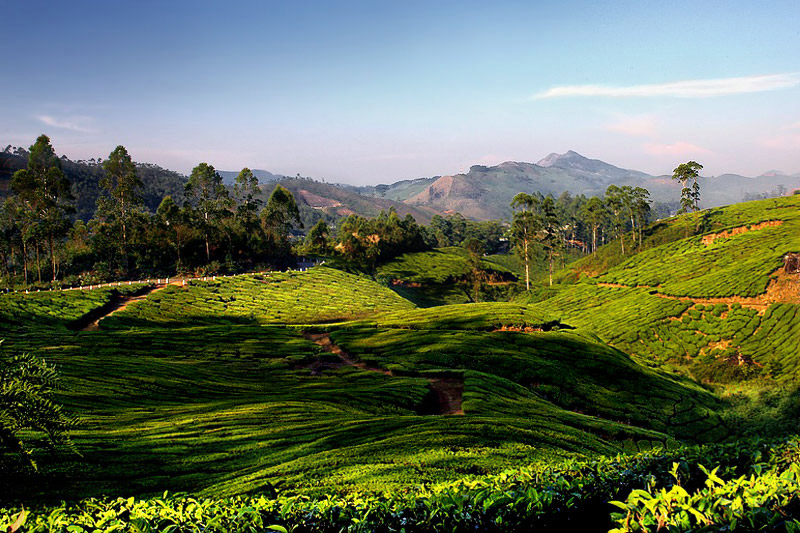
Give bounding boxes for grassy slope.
[5,191,798,503]
[0,270,721,503]
[102,268,414,327]
[561,194,800,287]
[376,247,517,306]
[377,247,513,285]
[0,284,146,329]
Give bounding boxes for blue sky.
[2,0,799,184]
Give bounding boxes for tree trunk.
[11,243,17,276]
[35,241,42,283]
[548,250,553,287]
[524,238,530,291]
[204,211,211,263]
[638,223,643,249]
[592,225,597,254]
[122,196,129,273]
[22,240,28,285]
[122,220,128,272]
[619,229,625,256]
[48,232,56,283]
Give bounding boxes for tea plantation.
[522,196,800,387]
[375,247,517,306]
[2,196,799,531]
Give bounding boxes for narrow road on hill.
[302,331,464,415]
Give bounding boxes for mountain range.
[3,146,799,223]
[353,150,800,219]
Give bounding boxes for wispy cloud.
[36,115,96,133]
[784,120,800,130]
[607,114,657,137]
[644,141,710,156]
[534,73,800,99]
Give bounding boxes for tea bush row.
[4,437,797,532]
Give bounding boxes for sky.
[2,0,799,184]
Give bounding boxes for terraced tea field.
[2,266,736,505]
[375,247,517,306]
[102,268,414,327]
[377,247,514,285]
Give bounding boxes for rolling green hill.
[375,247,518,306]
[1,268,732,504]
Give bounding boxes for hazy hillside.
[217,168,283,185]
[1,149,442,226]
[274,177,444,225]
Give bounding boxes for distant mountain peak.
[537,152,565,167]
[535,150,646,181]
[536,150,593,167]
[760,170,788,177]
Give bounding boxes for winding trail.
[302,331,464,415]
[69,281,180,331]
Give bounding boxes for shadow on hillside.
[96,314,264,330]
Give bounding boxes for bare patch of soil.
[391,280,422,288]
[597,282,656,289]
[418,378,464,415]
[598,267,799,314]
[701,220,783,246]
[657,268,800,314]
[493,325,544,333]
[297,189,342,208]
[701,339,731,355]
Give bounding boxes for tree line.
[0,136,441,286]
[0,135,308,286]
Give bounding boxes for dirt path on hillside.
[701,220,783,246]
[70,281,180,331]
[597,268,800,313]
[302,331,464,415]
